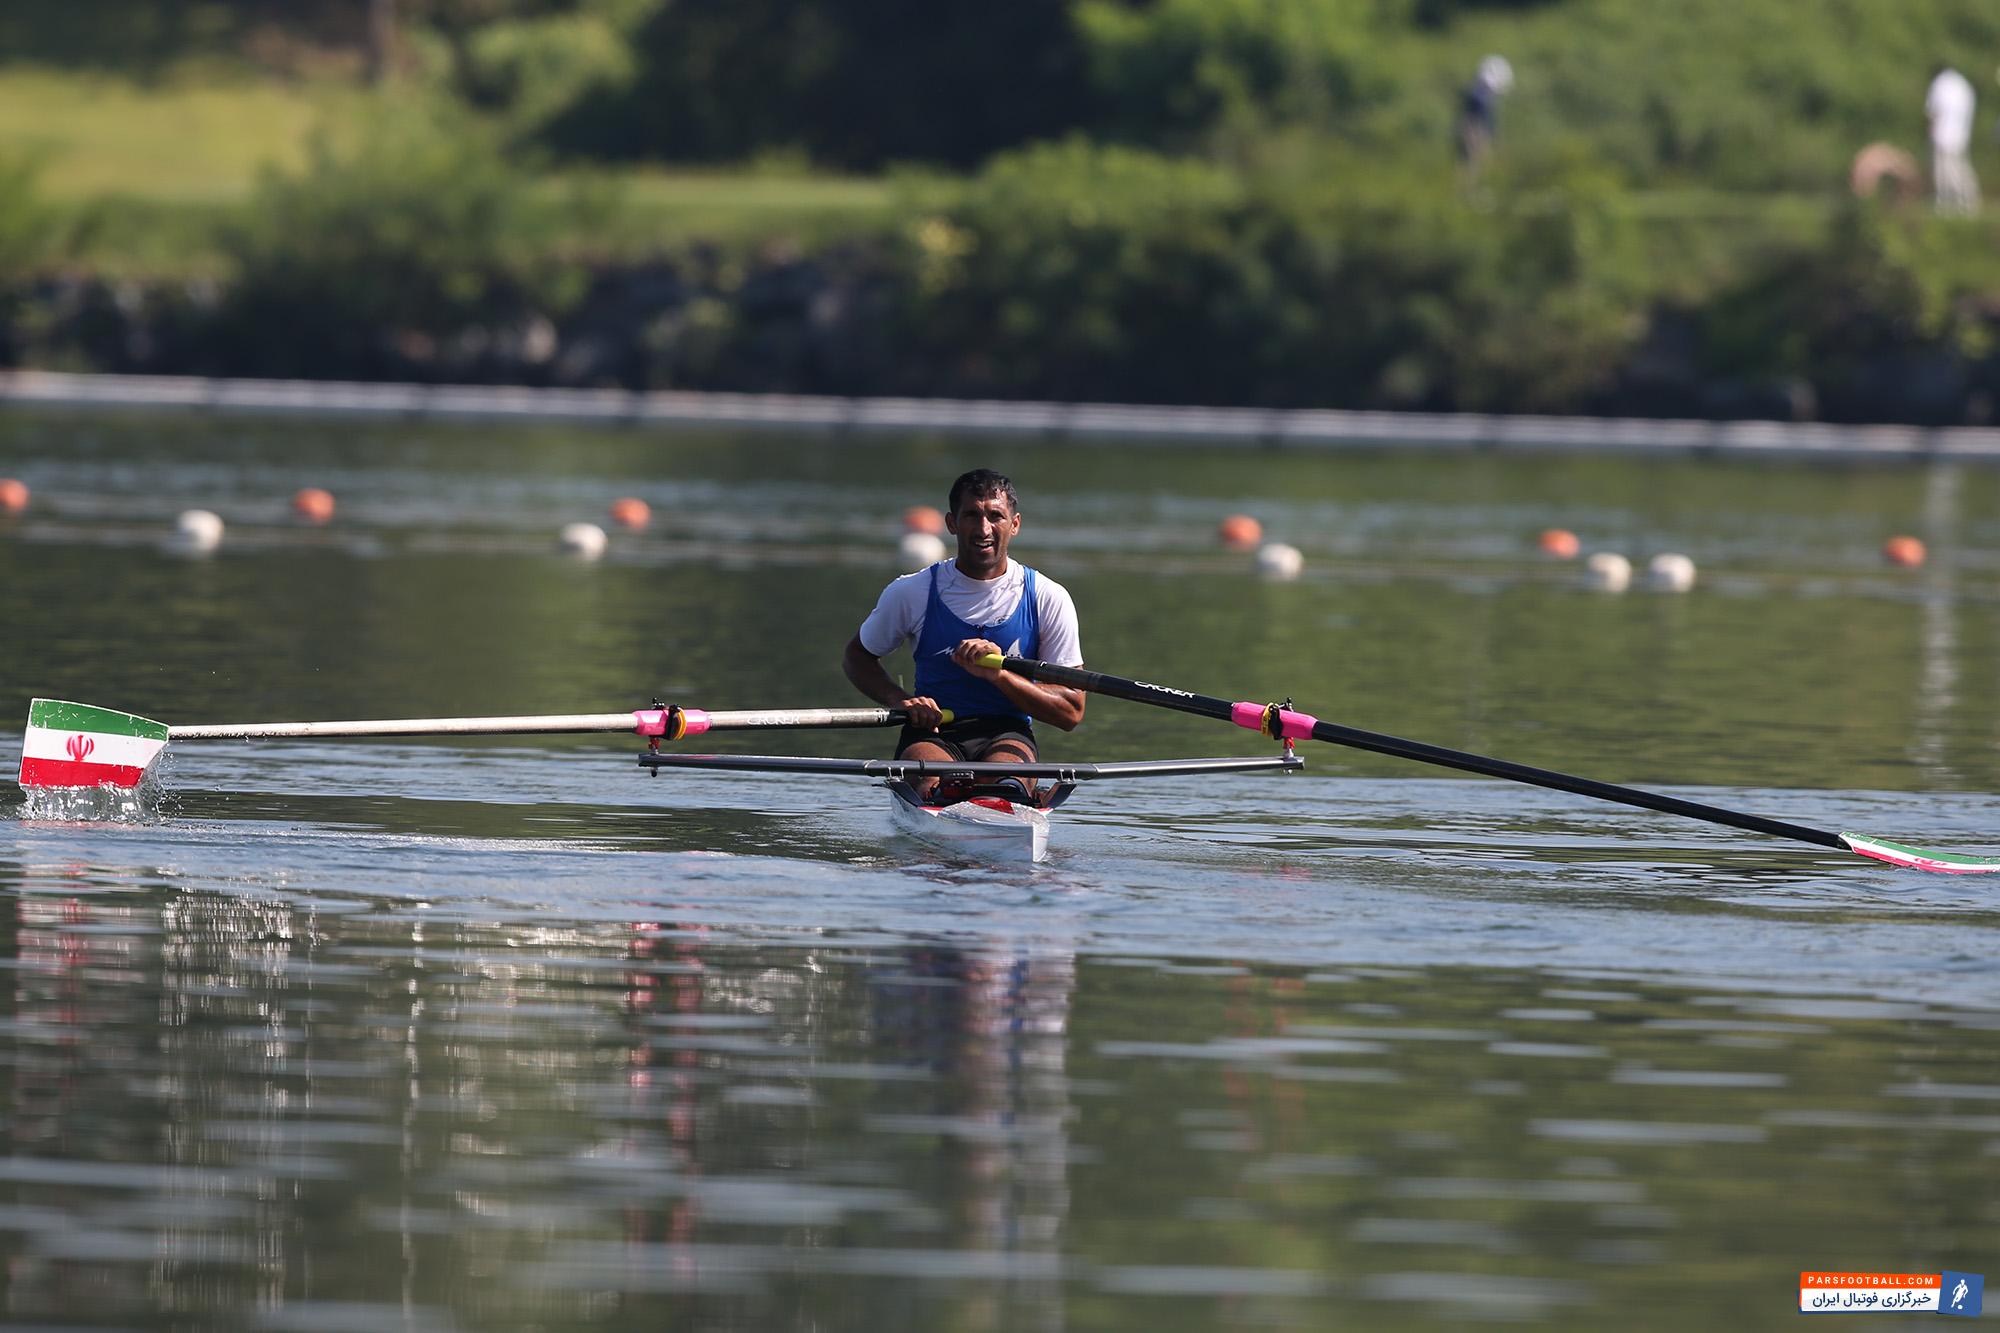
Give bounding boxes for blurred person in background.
[1927,63,1980,215]
[1456,55,1514,193]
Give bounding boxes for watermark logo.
[1800,1271,1983,1316]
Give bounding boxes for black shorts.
[896,715,1037,762]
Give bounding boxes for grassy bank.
[0,55,1870,293]
[0,62,375,202]
[0,63,893,275]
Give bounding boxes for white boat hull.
[886,782,1050,863]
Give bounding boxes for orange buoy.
[1883,535,1926,568]
[1537,528,1580,560]
[609,496,652,530]
[1218,514,1263,550]
[0,479,26,514]
[903,505,946,536]
[291,487,335,524]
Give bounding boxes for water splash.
[18,777,166,824]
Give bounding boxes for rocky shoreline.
[5,248,1992,430]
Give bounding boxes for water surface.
[0,412,1995,1329]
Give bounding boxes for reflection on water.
[0,870,1085,1329]
[0,865,1993,1330]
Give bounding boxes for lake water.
[0,411,1997,1330]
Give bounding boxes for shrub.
[1075,0,1380,152]
[902,139,1649,410]
[458,11,641,140]
[0,153,65,282]
[213,104,609,377]
[1698,203,2000,419]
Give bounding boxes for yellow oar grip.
[939,708,956,724]
[976,652,1004,669]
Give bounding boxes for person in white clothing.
[1927,65,1979,215]
[843,469,1084,793]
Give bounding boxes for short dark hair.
[948,469,1018,514]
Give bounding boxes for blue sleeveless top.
[913,563,1041,723]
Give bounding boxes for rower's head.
[945,469,1021,578]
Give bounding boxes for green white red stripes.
[1840,833,2000,874]
[18,699,168,789]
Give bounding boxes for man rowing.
[842,469,1085,800]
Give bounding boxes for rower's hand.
[952,639,1005,682]
[899,696,945,731]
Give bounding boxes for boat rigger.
[635,752,1306,863]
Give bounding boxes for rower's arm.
[988,671,1086,731]
[948,637,1086,731]
[842,634,911,708]
[848,634,1083,730]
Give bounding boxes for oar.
[980,654,2000,874]
[17,698,942,792]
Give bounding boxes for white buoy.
[1647,552,1697,592]
[898,531,947,570]
[1255,542,1304,581]
[1583,552,1631,592]
[168,508,224,555]
[559,521,608,561]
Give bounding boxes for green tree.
[212,106,604,376]
[562,0,1094,168]
[1074,0,1380,153]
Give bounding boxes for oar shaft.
[1300,716,1844,849]
[994,656,1846,852]
[173,713,641,740]
[170,706,918,741]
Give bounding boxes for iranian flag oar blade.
[18,700,941,792]
[21,700,170,789]
[981,655,2000,874]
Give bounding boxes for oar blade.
[18,699,169,790]
[1841,833,2000,874]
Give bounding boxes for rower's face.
[946,492,1020,571]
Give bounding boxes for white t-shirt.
[858,560,1083,667]
[1928,69,1975,154]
